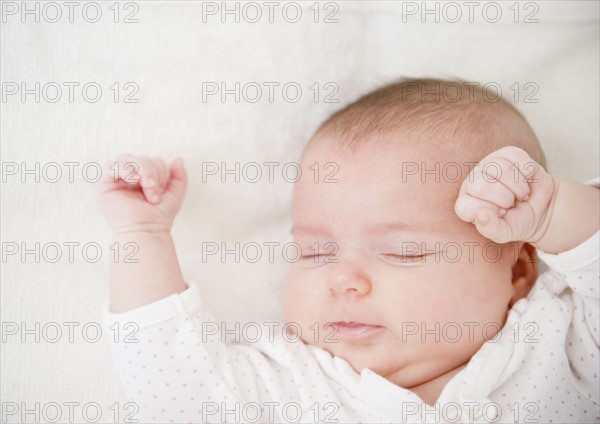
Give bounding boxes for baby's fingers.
[139,157,169,204]
[460,157,531,208]
[455,193,516,243]
[455,193,506,223]
[105,155,166,204]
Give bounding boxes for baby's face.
[284,134,518,388]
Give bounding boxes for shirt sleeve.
[102,281,301,423]
[537,230,599,299]
[537,230,599,398]
[533,178,599,399]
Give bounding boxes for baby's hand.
[454,146,556,244]
[95,154,187,233]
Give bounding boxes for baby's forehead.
[302,130,479,166]
[297,136,467,203]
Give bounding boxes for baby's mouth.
[332,321,383,338]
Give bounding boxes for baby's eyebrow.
[368,222,433,234]
[290,221,434,236]
[290,225,330,236]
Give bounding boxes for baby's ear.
[509,242,538,308]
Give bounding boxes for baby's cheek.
[282,285,298,322]
[282,278,309,323]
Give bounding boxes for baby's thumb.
[474,210,512,244]
[166,158,187,202]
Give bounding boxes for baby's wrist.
[528,175,599,254]
[111,222,172,236]
[525,174,560,249]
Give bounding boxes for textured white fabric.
[2,1,599,419]
[104,231,600,423]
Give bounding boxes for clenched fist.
[454,146,557,245]
[95,154,188,234]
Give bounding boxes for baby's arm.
[454,146,599,254]
[96,156,320,422]
[454,146,600,404]
[95,155,188,312]
[533,177,599,253]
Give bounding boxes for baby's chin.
[307,335,399,374]
[307,336,460,389]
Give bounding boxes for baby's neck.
[406,363,467,406]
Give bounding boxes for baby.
[97,79,599,423]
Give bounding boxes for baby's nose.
[326,262,372,297]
